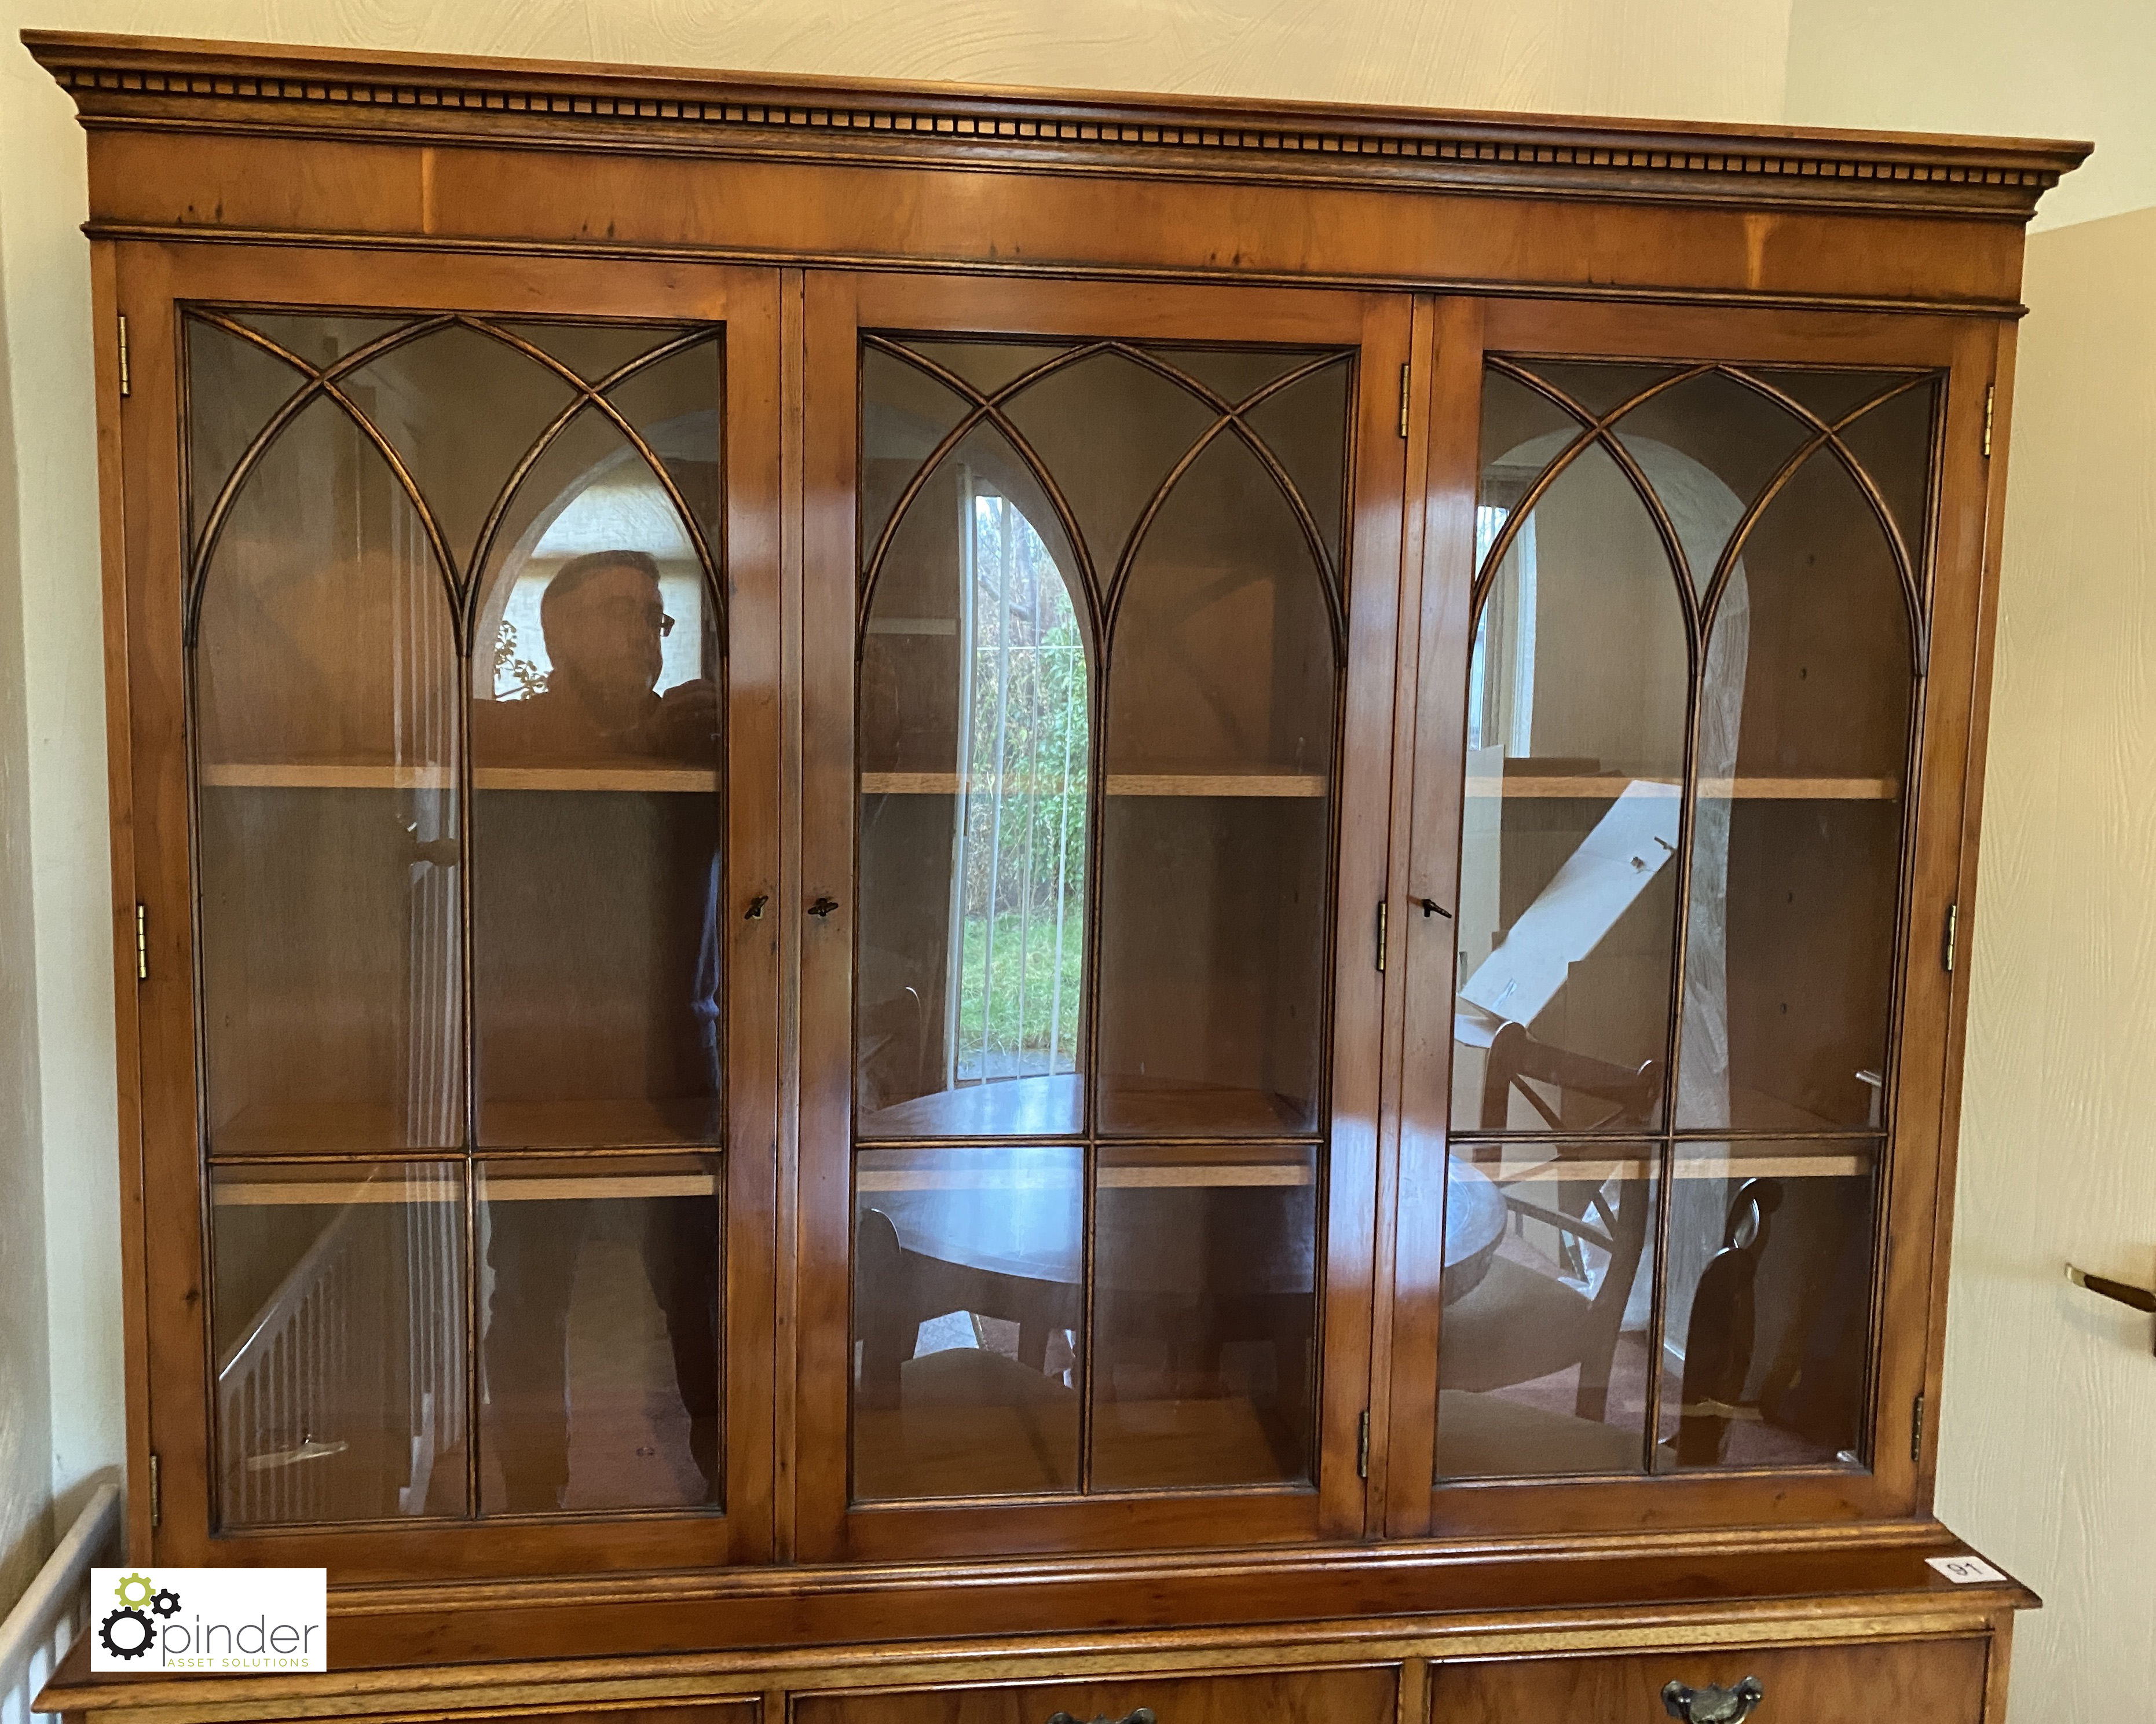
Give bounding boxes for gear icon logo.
[151,1587,182,1618]
[98,1606,155,1661]
[113,1572,154,1608]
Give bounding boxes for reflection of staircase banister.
[215,1196,375,1525]
[1,1482,119,1724]
[214,1200,362,1383]
[215,1185,464,1521]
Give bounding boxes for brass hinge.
[1398,362,1410,439]
[118,313,130,398]
[149,1451,162,1528]
[1982,385,1994,459]
[1357,1410,1371,1479]
[1910,1393,1925,1463]
[1943,901,1959,975]
[135,903,148,982]
[1375,899,1388,972]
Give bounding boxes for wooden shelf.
[209,1096,721,1157]
[482,1097,722,1147]
[1472,1144,1876,1185]
[199,763,714,792]
[477,766,712,792]
[1467,775,1899,801]
[211,1171,716,1206]
[849,1163,1302,1189]
[202,764,1886,801]
[202,762,451,790]
[862,771,1327,799]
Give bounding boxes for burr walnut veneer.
[25,28,2082,1724]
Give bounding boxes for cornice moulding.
[24,30,2091,221]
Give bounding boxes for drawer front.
[462,1709,756,1724]
[795,1665,1397,1724]
[1430,1638,1988,1722]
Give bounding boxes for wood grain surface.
[1430,1635,1987,1723]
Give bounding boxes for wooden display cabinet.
[25,28,2082,1724]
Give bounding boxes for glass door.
[1384,300,1994,1538]
[128,251,781,1574]
[796,274,1414,1560]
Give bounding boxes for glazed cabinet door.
[795,273,1414,1560]
[120,246,782,1577]
[1381,299,1998,1536]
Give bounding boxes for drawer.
[459,1709,755,1724]
[1430,1637,1989,1722]
[795,1665,1396,1724]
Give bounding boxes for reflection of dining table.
[1441,1160,1506,1305]
[854,1139,1509,1417]
[856,1073,1314,1141]
[857,1152,1507,1308]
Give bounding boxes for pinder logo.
[90,1568,327,1672]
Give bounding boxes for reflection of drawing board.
[1459,781,1681,1027]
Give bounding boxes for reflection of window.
[947,477,1089,1087]
[491,464,705,700]
[1467,502,1536,756]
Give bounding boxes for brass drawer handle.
[1663,1677,1764,1723]
[1046,1711,1155,1724]
[2067,1264,2156,1353]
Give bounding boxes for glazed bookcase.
[26,28,2085,1724]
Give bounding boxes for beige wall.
[1787,0,2149,230]
[0,150,54,1612]
[0,4,115,1563]
[1786,6,2156,1717]
[1935,204,2156,1720]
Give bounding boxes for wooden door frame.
[792,269,1418,1563]
[115,242,785,1579]
[1378,296,2004,1540]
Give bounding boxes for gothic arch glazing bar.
[185,312,460,643]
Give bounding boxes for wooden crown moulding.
[25,30,2090,223]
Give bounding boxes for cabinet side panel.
[93,239,155,1562]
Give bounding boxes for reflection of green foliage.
[493,618,549,701]
[953,494,1088,1071]
[957,912,1084,1064]
[960,625,1088,914]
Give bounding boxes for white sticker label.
[1927,1554,2007,1584]
[91,1568,327,1672]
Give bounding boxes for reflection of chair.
[853,1207,1079,1497]
[1675,1177,1782,1465]
[1438,1022,1659,1472]
[1478,1018,1660,1136]
[855,1207,1079,1403]
[1092,1187,1317,1483]
[1756,1183,1874,1456]
[857,983,931,1117]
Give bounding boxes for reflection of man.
[479,548,723,1513]
[482,548,718,761]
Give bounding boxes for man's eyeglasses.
[585,596,677,638]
